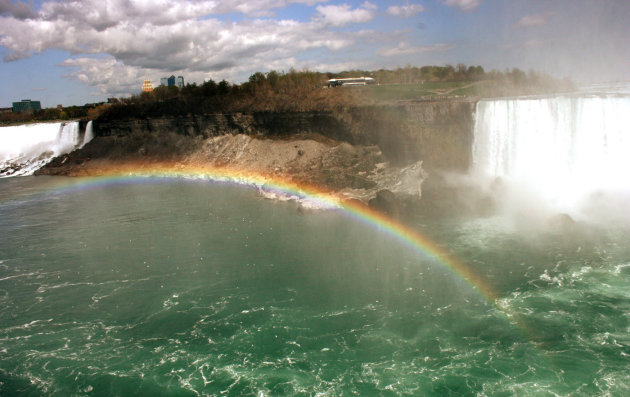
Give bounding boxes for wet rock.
[368,189,401,218]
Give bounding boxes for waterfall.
[473,91,630,218]
[0,121,91,177]
[80,120,94,148]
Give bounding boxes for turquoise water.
[1,176,629,396]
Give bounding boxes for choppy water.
[1,177,629,396]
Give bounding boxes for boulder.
[368,189,401,218]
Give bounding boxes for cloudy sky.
[1,0,629,107]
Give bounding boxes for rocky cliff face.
[93,112,351,141]
[91,98,475,171]
[335,99,475,170]
[39,99,476,215]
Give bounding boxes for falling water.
[0,121,92,177]
[79,120,94,148]
[473,90,630,220]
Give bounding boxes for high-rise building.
[12,99,41,113]
[160,75,185,88]
[142,79,154,92]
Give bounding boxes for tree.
[435,65,455,81]
[266,70,280,89]
[508,68,526,85]
[217,80,230,95]
[455,63,467,81]
[201,80,217,97]
[466,65,485,80]
[248,72,266,86]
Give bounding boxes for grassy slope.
[360,81,482,102]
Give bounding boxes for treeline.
[480,68,575,96]
[102,65,488,119]
[0,104,102,124]
[5,64,574,123]
[99,69,353,120]
[100,65,573,120]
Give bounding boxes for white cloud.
[443,0,480,12]
[514,13,553,28]
[214,0,325,16]
[0,0,379,97]
[378,42,455,57]
[315,3,377,27]
[61,56,147,96]
[1,0,458,98]
[386,4,424,18]
[0,1,359,66]
[39,0,326,25]
[0,0,36,19]
[361,1,378,11]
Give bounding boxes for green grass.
[449,85,483,96]
[362,81,481,101]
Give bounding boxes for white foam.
[257,187,339,211]
[473,90,630,221]
[614,263,630,274]
[79,120,94,148]
[0,121,89,177]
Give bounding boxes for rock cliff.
[39,98,476,215]
[89,98,475,170]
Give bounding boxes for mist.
[440,89,630,234]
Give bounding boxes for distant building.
[12,99,41,113]
[142,79,154,92]
[160,75,184,88]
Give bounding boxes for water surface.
[1,176,629,396]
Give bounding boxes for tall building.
[12,99,41,113]
[160,75,185,88]
[142,79,154,92]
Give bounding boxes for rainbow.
[2,163,552,363]
[8,163,500,304]
[6,163,552,345]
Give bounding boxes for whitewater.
[473,88,630,223]
[0,120,93,177]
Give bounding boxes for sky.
[1,0,629,108]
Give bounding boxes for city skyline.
[1,0,629,108]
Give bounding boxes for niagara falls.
[1,83,629,395]
[0,121,93,177]
[2,1,630,396]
